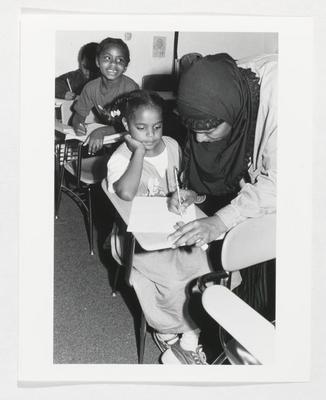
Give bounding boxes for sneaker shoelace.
[194,346,207,365]
[154,332,178,352]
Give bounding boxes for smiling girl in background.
[72,37,138,154]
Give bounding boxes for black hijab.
[177,53,260,196]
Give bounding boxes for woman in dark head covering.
[168,53,277,248]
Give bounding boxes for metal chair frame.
[55,138,96,255]
[196,214,276,365]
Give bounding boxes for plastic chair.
[141,74,177,93]
[197,213,276,365]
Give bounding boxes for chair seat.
[64,155,108,185]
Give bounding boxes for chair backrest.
[221,214,276,272]
[141,74,176,92]
[64,143,109,186]
[202,284,275,364]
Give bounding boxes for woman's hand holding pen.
[168,189,197,215]
[168,215,228,249]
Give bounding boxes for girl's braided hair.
[103,89,165,131]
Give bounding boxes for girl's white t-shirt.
[107,144,168,193]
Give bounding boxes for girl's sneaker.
[152,332,179,352]
[161,341,207,365]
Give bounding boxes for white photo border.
[19,13,313,383]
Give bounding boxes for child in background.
[72,37,139,155]
[106,90,211,365]
[55,42,100,100]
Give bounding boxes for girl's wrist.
[134,147,146,157]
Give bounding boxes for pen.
[98,104,107,118]
[66,78,72,92]
[173,168,207,251]
[174,167,183,217]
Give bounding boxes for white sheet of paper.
[57,122,123,144]
[127,196,197,233]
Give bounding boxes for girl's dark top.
[55,69,89,99]
[177,53,260,199]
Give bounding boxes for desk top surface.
[101,181,207,251]
[156,91,176,101]
[54,119,123,145]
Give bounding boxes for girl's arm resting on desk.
[72,112,87,136]
[85,125,116,154]
[113,135,146,201]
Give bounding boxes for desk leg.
[55,143,67,219]
[139,311,146,364]
[125,233,135,287]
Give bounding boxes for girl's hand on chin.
[125,134,146,154]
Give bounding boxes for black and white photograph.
[18,12,312,385]
[53,30,277,366]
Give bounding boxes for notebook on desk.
[55,121,123,145]
[127,196,196,234]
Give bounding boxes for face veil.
[178,53,260,196]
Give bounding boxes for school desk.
[54,120,123,185]
[156,91,175,101]
[101,182,208,252]
[54,120,123,145]
[54,119,124,256]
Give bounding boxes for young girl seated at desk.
[72,37,138,154]
[106,90,211,365]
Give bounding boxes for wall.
[3,0,322,397]
[56,31,278,86]
[177,32,278,59]
[56,31,175,86]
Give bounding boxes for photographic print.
[19,13,312,383]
